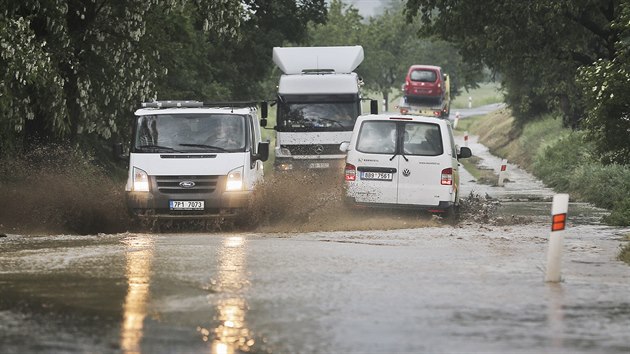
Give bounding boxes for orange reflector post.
[551,213,567,231]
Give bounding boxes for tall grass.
[468,111,630,226]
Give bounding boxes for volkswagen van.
[340,114,472,217]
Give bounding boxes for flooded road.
[1,131,629,354]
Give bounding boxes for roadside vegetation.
[456,110,630,227]
[454,101,630,263]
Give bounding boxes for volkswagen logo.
[179,181,196,188]
[402,169,411,177]
[313,145,324,155]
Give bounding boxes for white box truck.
[116,100,269,222]
[270,46,377,172]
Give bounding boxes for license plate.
[309,162,330,169]
[361,172,393,181]
[169,200,204,210]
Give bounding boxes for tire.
[441,204,460,224]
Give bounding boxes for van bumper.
[345,198,454,212]
[126,190,251,220]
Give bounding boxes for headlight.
[132,167,150,192]
[225,166,243,191]
[276,147,291,157]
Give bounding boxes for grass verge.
[458,109,630,227]
[619,233,630,265]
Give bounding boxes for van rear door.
[396,122,449,206]
[350,120,399,204]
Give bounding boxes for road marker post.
[464,131,469,147]
[454,112,460,129]
[545,194,569,283]
[498,159,508,186]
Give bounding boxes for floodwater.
[0,128,629,354]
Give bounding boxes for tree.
[405,0,630,163]
[307,0,482,111]
[0,0,326,155]
[578,2,630,165]
[404,0,620,126]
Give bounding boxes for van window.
[356,121,397,154]
[402,123,443,156]
[447,125,457,157]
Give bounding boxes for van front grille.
[155,175,219,194]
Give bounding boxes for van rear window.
[356,121,443,156]
[356,121,397,154]
[402,123,443,156]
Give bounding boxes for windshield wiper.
[389,151,409,162]
[138,144,181,152]
[316,117,346,128]
[179,143,229,152]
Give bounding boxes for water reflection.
[120,235,154,354]
[198,236,254,354]
[546,283,565,349]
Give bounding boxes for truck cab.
[272,46,376,172]
[123,101,269,221]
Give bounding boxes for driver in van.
[206,120,241,149]
[139,117,158,146]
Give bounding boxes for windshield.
[133,113,246,152]
[277,96,360,132]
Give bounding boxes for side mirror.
[339,141,350,153]
[260,118,268,127]
[112,143,128,161]
[370,100,378,114]
[260,101,268,118]
[457,146,472,159]
[256,141,270,162]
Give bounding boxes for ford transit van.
[340,114,471,217]
[119,101,269,222]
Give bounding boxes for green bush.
[530,131,630,226]
[604,198,630,226]
[532,132,589,191]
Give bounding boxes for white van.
[340,114,472,216]
[117,101,269,221]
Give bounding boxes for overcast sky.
[341,0,389,18]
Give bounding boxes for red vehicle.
[403,65,446,105]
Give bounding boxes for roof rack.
[141,100,203,108]
[140,100,264,109]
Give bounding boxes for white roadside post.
[464,131,469,147]
[468,96,472,108]
[454,112,460,129]
[498,159,508,187]
[545,194,569,282]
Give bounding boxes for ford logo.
[179,181,195,188]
